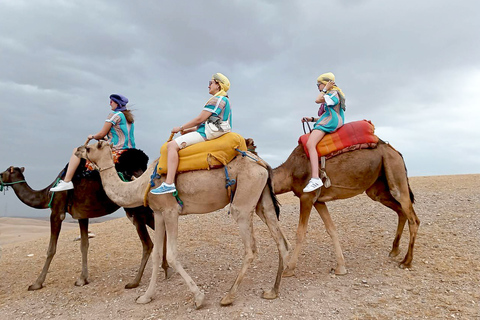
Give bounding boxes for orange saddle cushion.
[299,120,379,158]
[156,132,247,175]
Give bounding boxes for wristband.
[322,89,327,93]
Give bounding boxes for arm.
[301,117,318,123]
[315,80,335,104]
[172,110,212,134]
[88,122,113,140]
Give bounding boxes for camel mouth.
[75,146,87,159]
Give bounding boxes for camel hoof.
[124,282,139,289]
[75,278,89,286]
[28,283,43,291]
[282,268,295,278]
[262,289,278,300]
[334,265,348,275]
[194,291,205,309]
[136,295,152,304]
[220,294,235,306]
[389,249,400,257]
[164,267,175,280]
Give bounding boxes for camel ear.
[9,166,14,173]
[20,167,25,173]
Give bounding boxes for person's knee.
[167,141,180,152]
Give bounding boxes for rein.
[99,165,115,172]
[302,121,312,134]
[0,177,26,192]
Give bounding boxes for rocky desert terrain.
[0,174,479,319]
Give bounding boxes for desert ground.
[0,174,479,319]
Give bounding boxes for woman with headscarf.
[301,72,346,193]
[50,93,136,191]
[151,73,232,195]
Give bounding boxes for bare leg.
[305,130,325,179]
[63,148,81,182]
[165,141,180,184]
[313,202,347,275]
[75,218,90,286]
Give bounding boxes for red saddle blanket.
[299,120,379,159]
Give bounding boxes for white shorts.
[174,131,205,150]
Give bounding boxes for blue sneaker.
[150,182,176,194]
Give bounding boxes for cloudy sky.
[1,0,479,217]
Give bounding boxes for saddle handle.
[302,120,313,134]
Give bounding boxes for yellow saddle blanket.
[156,132,247,175]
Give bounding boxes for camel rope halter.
[0,177,26,192]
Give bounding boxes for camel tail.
[266,164,281,220]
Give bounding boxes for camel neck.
[9,179,52,209]
[97,161,152,208]
[272,165,293,195]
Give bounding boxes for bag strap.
[211,96,231,123]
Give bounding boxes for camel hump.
[116,148,149,173]
[156,132,247,175]
[299,120,379,159]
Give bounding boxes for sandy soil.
[0,174,479,319]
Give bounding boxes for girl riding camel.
[50,94,135,192]
[151,73,232,195]
[302,72,346,193]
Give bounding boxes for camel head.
[76,141,114,171]
[245,138,258,155]
[0,166,25,190]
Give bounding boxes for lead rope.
[224,166,236,214]
[0,178,27,193]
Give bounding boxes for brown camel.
[0,149,170,291]
[247,138,419,276]
[76,140,290,308]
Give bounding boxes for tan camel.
[247,138,419,277]
[76,140,289,308]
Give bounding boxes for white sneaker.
[303,178,323,193]
[50,180,74,192]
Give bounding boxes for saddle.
[156,132,247,175]
[299,120,379,159]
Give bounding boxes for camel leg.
[136,212,166,304]
[162,209,205,309]
[125,212,154,289]
[75,218,90,286]
[313,202,347,275]
[28,209,65,291]
[220,204,256,306]
[381,150,420,268]
[283,196,314,277]
[255,189,289,300]
[366,179,406,257]
[125,209,172,288]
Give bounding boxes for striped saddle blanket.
[299,120,379,159]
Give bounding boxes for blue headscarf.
[110,94,129,111]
